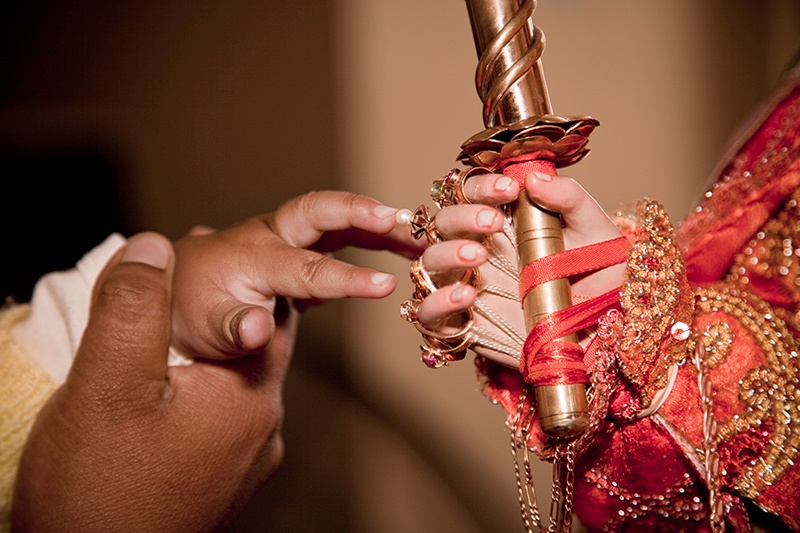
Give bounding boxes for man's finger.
[68,233,175,392]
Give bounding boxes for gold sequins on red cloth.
[726,190,800,335]
[689,287,800,501]
[614,199,695,410]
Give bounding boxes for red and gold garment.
[479,62,800,532]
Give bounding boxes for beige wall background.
[1,1,798,532]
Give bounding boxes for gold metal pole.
[463,0,591,438]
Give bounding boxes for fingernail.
[531,171,553,182]
[450,284,466,303]
[494,176,513,191]
[476,209,497,228]
[121,235,170,270]
[229,308,247,347]
[371,272,394,287]
[458,243,479,261]
[373,204,398,221]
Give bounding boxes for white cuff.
[11,233,193,384]
[11,234,126,383]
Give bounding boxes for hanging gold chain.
[513,389,541,532]
[695,341,725,533]
[559,441,576,533]
[512,389,577,533]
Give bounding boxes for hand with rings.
[400,167,626,370]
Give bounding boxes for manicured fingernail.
[450,284,467,303]
[121,235,170,270]
[476,209,497,228]
[371,272,394,287]
[373,204,398,221]
[494,176,513,191]
[531,171,553,182]
[458,243,480,261]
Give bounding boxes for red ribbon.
[502,158,629,385]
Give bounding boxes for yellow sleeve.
[0,305,58,532]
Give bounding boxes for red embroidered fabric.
[477,62,800,532]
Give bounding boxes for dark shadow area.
[0,2,133,302]
[0,148,128,303]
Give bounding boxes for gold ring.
[459,267,480,289]
[431,167,489,208]
[424,333,472,356]
[409,204,443,244]
[399,298,420,323]
[434,268,481,293]
[409,257,438,298]
[402,288,476,369]
[413,308,474,342]
[420,344,468,369]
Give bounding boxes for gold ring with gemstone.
[431,167,489,208]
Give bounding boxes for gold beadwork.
[584,469,706,530]
[617,200,694,408]
[696,322,734,369]
[726,189,800,333]
[692,286,800,498]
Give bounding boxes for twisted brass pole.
[463,0,590,438]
